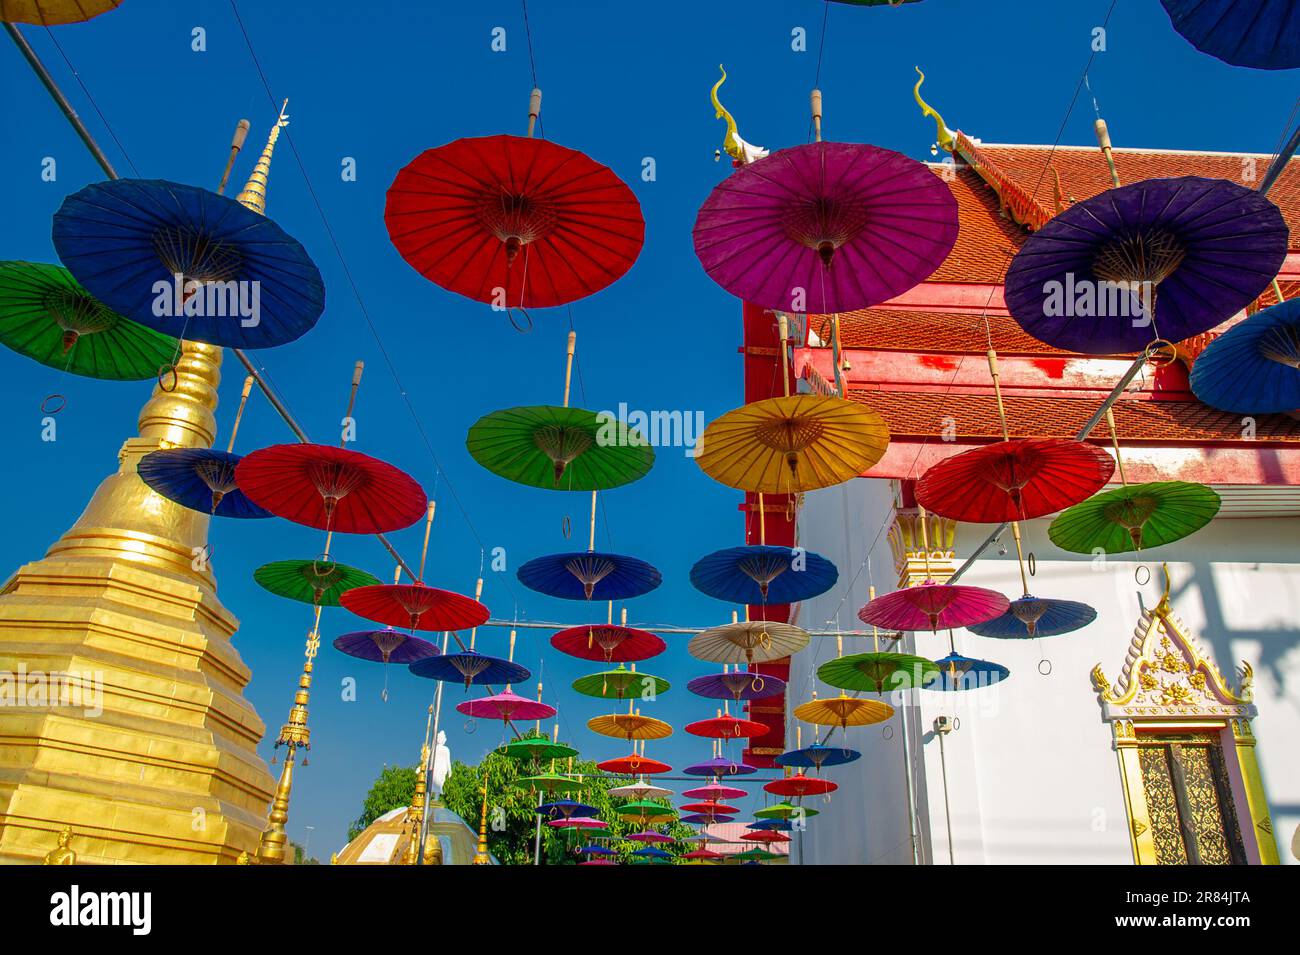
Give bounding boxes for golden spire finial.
[236,100,289,215]
[471,774,492,865]
[913,67,956,153]
[711,65,768,165]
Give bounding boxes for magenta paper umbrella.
[682,782,747,802]
[548,816,607,830]
[693,141,958,314]
[455,689,556,726]
[626,830,674,844]
[859,580,1009,634]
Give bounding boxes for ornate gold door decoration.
[1091,565,1278,865]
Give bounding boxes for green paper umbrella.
[1048,481,1220,554]
[614,800,677,825]
[516,772,586,795]
[733,848,780,862]
[817,652,940,694]
[754,801,820,821]
[254,559,382,607]
[498,737,579,763]
[0,260,177,380]
[466,405,654,491]
[571,663,670,700]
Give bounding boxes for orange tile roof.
[925,166,1025,284]
[964,141,1300,239]
[829,308,1102,356]
[850,388,1300,444]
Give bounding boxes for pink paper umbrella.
[692,141,958,314]
[456,689,556,725]
[859,580,1009,634]
[682,782,747,802]
[548,816,607,830]
[626,830,674,844]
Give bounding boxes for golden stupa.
[0,114,292,865]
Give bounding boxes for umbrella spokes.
[532,424,594,484]
[305,459,366,518]
[191,456,240,512]
[478,192,558,254]
[1102,494,1159,550]
[1092,227,1186,289]
[43,289,115,350]
[563,555,616,600]
[1009,596,1051,638]
[151,224,243,285]
[371,630,407,663]
[782,195,871,268]
[755,415,825,457]
[1258,323,1300,369]
[736,553,790,600]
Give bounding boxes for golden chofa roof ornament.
[1091,564,1255,721]
[913,67,956,155]
[711,65,769,165]
[236,100,290,215]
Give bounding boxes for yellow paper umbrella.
[587,705,673,743]
[688,618,810,665]
[793,691,893,731]
[0,0,121,24]
[696,394,889,494]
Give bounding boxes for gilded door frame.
[1092,570,1278,865]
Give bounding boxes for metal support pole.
[415,631,450,864]
[899,690,920,865]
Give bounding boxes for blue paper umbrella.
[409,650,529,688]
[775,743,861,771]
[517,551,661,601]
[631,847,672,859]
[747,819,793,832]
[580,844,614,856]
[538,800,597,820]
[138,448,272,519]
[690,544,838,604]
[967,595,1097,640]
[929,652,1010,691]
[1160,0,1300,70]
[1190,299,1300,414]
[51,179,325,349]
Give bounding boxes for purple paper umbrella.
[688,669,787,702]
[456,688,557,725]
[680,813,736,825]
[626,830,674,844]
[332,628,440,702]
[692,141,958,314]
[1004,176,1288,355]
[684,756,759,777]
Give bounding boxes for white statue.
[431,730,451,796]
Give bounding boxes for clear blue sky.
[1,0,1295,856]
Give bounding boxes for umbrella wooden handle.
[810,89,823,143]
[527,87,542,137]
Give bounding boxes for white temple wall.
[791,477,1300,865]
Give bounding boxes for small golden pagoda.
[0,115,292,864]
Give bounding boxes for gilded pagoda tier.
[0,342,275,864]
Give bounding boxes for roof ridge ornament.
[914,67,956,154]
[711,65,769,166]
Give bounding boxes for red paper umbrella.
[741,830,791,844]
[385,135,644,310]
[859,580,1008,634]
[682,782,746,801]
[341,583,489,632]
[550,624,666,663]
[236,444,427,534]
[680,801,740,816]
[684,848,724,862]
[764,773,838,798]
[915,438,1115,523]
[597,753,672,776]
[456,689,555,725]
[685,712,769,739]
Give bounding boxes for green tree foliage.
[348,764,416,842]
[438,730,695,865]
